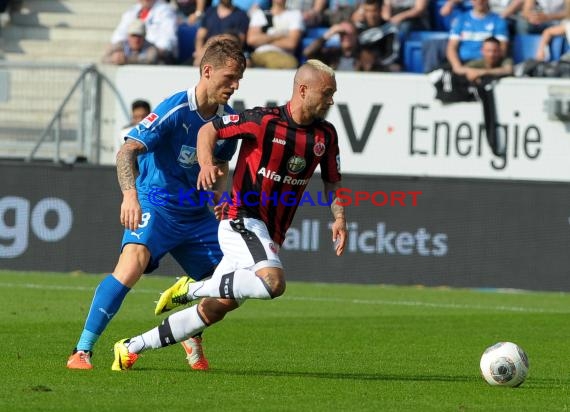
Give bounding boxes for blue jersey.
[126,86,238,215]
[449,11,508,62]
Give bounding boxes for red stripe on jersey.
[213,105,341,245]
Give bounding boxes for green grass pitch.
[0,270,569,411]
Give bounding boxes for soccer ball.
[479,342,529,387]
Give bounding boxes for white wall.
[103,66,570,182]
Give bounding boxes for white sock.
[188,268,272,300]
[126,305,206,354]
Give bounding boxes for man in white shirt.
[247,0,305,69]
[111,0,178,64]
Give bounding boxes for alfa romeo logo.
[287,155,306,174]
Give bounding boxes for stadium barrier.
[2,162,570,292]
[0,61,129,163]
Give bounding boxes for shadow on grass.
[138,365,475,383]
[212,369,476,382]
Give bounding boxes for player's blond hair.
[304,59,335,79]
[294,60,335,88]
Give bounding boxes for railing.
[0,61,129,164]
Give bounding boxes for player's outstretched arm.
[117,139,146,230]
[324,180,347,256]
[197,122,224,190]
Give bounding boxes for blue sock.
[76,274,130,352]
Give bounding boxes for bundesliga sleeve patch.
[141,112,159,128]
[222,114,240,124]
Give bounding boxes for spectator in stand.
[192,0,249,66]
[111,0,178,64]
[355,0,386,33]
[519,0,566,33]
[116,99,152,156]
[286,0,328,28]
[440,0,523,35]
[446,0,509,75]
[126,99,152,129]
[460,36,513,81]
[535,0,570,60]
[354,0,402,71]
[173,0,211,25]
[247,0,304,69]
[381,0,431,38]
[327,0,363,26]
[302,20,361,70]
[212,0,270,16]
[103,20,160,65]
[439,0,471,18]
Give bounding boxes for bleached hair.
[304,59,335,78]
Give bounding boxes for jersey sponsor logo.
[258,167,309,185]
[272,137,286,145]
[182,123,190,135]
[177,145,198,168]
[141,112,159,128]
[268,242,278,253]
[313,142,326,157]
[222,114,240,124]
[287,155,306,174]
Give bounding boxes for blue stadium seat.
[403,31,449,73]
[549,35,566,61]
[512,34,542,64]
[177,23,198,64]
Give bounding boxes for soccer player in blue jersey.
[66,36,246,370]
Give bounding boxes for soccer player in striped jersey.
[66,36,246,370]
[112,59,348,370]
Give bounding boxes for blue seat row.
[402,32,570,73]
[512,34,569,63]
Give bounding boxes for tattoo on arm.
[324,181,345,220]
[330,197,345,220]
[116,141,146,191]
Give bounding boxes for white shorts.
[215,217,283,274]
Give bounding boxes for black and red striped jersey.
[212,103,342,245]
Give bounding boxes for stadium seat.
[549,35,566,61]
[403,31,449,73]
[177,23,198,64]
[512,34,542,64]
[403,37,423,73]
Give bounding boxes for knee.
[258,270,286,298]
[112,244,150,287]
[270,277,286,298]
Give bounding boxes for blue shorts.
[121,200,222,280]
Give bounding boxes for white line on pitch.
[283,295,566,313]
[1,281,568,314]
